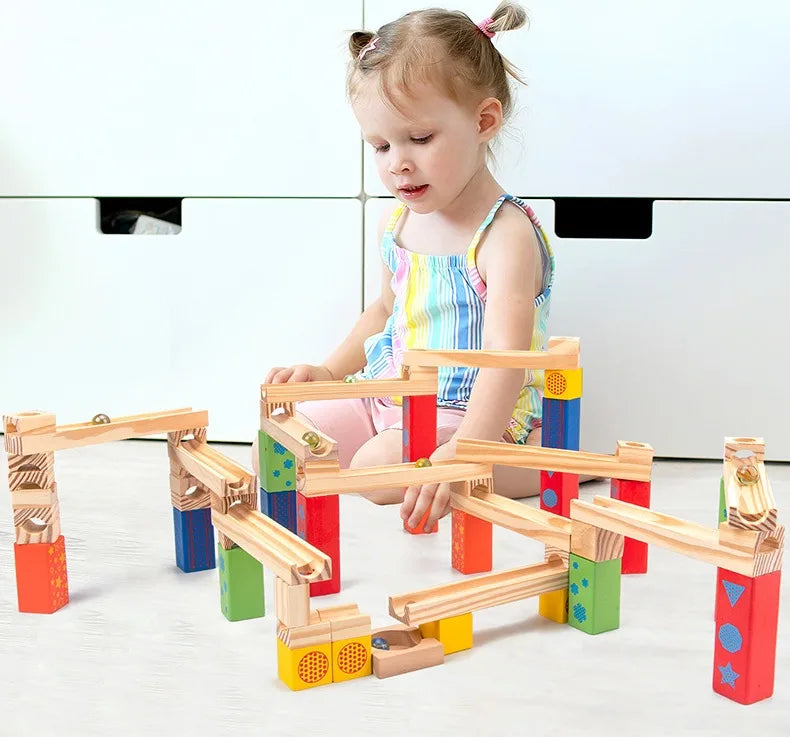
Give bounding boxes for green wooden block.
[258,430,297,492]
[568,553,620,635]
[217,543,265,622]
[718,476,728,524]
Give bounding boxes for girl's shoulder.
[475,197,540,280]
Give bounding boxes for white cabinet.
[0,198,363,442]
[363,0,790,198]
[0,2,362,196]
[529,199,790,461]
[362,197,790,460]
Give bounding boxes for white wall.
[2,2,788,459]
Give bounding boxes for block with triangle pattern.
[540,469,579,518]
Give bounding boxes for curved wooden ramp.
[389,559,568,626]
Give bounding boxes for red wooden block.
[14,535,69,614]
[713,567,781,705]
[402,394,438,536]
[452,509,493,574]
[297,493,340,597]
[611,478,651,574]
[540,469,579,519]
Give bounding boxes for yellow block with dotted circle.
[419,612,473,655]
[277,638,333,691]
[331,635,372,683]
[544,368,583,400]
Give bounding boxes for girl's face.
[352,78,490,215]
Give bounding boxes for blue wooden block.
[260,488,298,534]
[542,397,580,451]
[173,507,215,572]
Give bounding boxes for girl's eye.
[372,143,389,153]
[411,135,433,144]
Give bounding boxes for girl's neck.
[432,164,505,227]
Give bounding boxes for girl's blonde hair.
[347,2,528,120]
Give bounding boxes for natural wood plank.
[571,497,784,577]
[277,620,332,649]
[329,614,371,642]
[259,410,338,463]
[455,439,653,482]
[570,520,624,561]
[449,489,572,549]
[261,366,438,404]
[211,503,331,585]
[3,412,56,434]
[300,459,493,496]
[4,408,209,454]
[402,342,580,371]
[388,559,569,626]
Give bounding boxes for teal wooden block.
[258,430,297,492]
[568,554,621,635]
[217,543,265,622]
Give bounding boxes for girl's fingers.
[407,484,437,529]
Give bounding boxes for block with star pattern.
[258,430,297,493]
[713,567,781,705]
[14,535,69,613]
[568,553,621,635]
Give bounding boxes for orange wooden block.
[14,535,69,613]
[404,507,438,536]
[452,509,492,574]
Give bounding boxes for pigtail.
[487,1,529,34]
[349,31,375,60]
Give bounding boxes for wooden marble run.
[3,338,783,705]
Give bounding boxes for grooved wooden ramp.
[212,503,331,585]
[389,559,568,626]
[170,439,255,497]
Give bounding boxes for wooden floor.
[1,440,788,736]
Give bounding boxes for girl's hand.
[400,441,458,533]
[264,364,334,384]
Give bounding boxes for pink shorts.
[296,396,510,469]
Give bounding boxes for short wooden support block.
[14,535,69,613]
[542,397,580,451]
[538,588,568,624]
[258,430,297,492]
[330,615,372,683]
[371,624,445,678]
[713,567,781,705]
[611,478,651,574]
[172,507,215,572]
[260,488,297,534]
[297,492,340,596]
[540,469,579,518]
[402,393,438,535]
[275,578,310,628]
[571,520,624,562]
[544,368,583,400]
[568,553,621,635]
[217,543,265,622]
[419,612,473,655]
[452,509,493,574]
[277,637,333,691]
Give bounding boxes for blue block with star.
[542,397,580,451]
[260,487,298,534]
[172,507,216,573]
[258,430,297,492]
[568,553,621,635]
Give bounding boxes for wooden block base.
[538,588,569,624]
[14,535,69,614]
[568,554,621,635]
[260,488,297,534]
[217,544,265,621]
[419,612,473,655]
[452,509,492,574]
[173,507,215,572]
[277,637,332,691]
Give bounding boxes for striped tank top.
[359,193,555,443]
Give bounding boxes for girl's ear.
[477,97,503,142]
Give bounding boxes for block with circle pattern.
[331,636,372,683]
[568,553,620,635]
[277,638,333,691]
[540,469,579,519]
[544,368,583,400]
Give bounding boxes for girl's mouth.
[399,184,429,200]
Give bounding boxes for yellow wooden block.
[419,613,473,655]
[544,369,583,400]
[538,588,568,623]
[331,635,372,683]
[277,637,333,691]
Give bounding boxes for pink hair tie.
[358,36,378,60]
[477,17,495,38]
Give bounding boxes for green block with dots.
[718,476,728,524]
[568,553,621,635]
[217,543,265,622]
[258,430,297,493]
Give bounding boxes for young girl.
[259,2,554,533]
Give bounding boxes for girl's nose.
[388,149,413,174]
